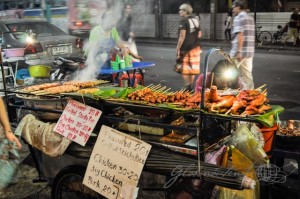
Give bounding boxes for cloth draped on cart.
[15,114,72,157]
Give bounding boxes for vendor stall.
[0,49,293,199]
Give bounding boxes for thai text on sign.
[54,100,102,146]
[83,125,152,199]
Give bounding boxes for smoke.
[73,0,123,81]
[73,0,154,81]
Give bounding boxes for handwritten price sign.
[54,100,102,146]
[83,125,152,199]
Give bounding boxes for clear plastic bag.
[231,124,269,166]
[250,124,265,149]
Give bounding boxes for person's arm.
[198,30,202,38]
[128,17,135,38]
[236,32,244,61]
[0,98,22,149]
[195,74,204,93]
[176,29,186,57]
[115,28,143,61]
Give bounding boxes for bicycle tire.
[258,31,273,45]
[51,165,105,199]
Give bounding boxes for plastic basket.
[4,48,25,58]
[111,61,119,70]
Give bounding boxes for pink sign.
[54,100,102,146]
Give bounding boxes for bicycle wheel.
[51,166,104,199]
[258,31,272,45]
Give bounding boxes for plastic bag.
[231,124,269,166]
[218,146,259,199]
[250,124,265,149]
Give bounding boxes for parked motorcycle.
[51,56,86,81]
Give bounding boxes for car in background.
[0,19,84,69]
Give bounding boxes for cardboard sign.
[54,100,102,146]
[83,125,152,199]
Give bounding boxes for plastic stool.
[119,73,144,87]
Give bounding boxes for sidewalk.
[136,37,300,53]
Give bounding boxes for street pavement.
[136,38,300,54]
[0,38,300,199]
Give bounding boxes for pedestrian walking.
[283,8,299,47]
[230,0,255,90]
[117,3,138,58]
[0,97,22,190]
[0,97,22,149]
[224,11,233,41]
[176,3,202,91]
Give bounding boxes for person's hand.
[6,131,22,149]
[176,49,181,58]
[136,55,143,61]
[129,32,135,38]
[236,51,243,62]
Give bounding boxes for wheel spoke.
[258,31,272,45]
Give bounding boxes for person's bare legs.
[182,74,195,91]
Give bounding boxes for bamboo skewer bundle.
[145,147,256,190]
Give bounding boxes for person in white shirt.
[224,11,233,41]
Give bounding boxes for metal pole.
[199,48,220,161]
[0,47,9,108]
[254,0,257,23]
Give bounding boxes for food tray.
[16,94,67,120]
[276,120,300,149]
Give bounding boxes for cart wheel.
[51,166,104,199]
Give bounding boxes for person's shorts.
[181,46,201,75]
[289,28,299,38]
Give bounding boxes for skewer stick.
[36,92,50,96]
[146,84,153,88]
[31,90,47,94]
[210,72,214,88]
[156,86,166,93]
[225,109,232,115]
[255,84,266,91]
[162,88,171,94]
[151,84,161,91]
[152,85,163,92]
[261,89,267,95]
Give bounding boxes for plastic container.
[119,60,126,69]
[28,65,51,78]
[4,48,25,58]
[111,61,119,70]
[16,69,30,80]
[259,123,278,154]
[124,55,133,67]
[275,120,300,149]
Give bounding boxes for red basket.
[119,73,144,87]
[259,123,278,155]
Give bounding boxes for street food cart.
[0,49,294,199]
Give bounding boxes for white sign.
[83,125,152,199]
[54,100,102,146]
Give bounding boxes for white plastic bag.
[231,124,269,166]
